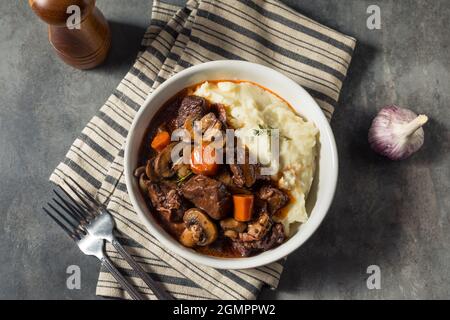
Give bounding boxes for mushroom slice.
[179,229,197,248]
[224,230,238,239]
[138,173,149,194]
[172,157,191,179]
[220,218,247,233]
[179,208,218,247]
[154,143,176,178]
[145,158,159,181]
[134,166,146,178]
[135,165,151,193]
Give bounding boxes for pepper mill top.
[29,0,95,26]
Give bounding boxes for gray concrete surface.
[0,0,449,300]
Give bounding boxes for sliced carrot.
[233,195,254,222]
[151,131,170,152]
[190,144,219,176]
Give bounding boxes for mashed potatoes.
[194,81,318,235]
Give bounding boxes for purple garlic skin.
[369,106,428,160]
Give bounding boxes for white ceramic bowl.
[124,60,338,269]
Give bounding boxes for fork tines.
[43,179,98,241]
[66,176,102,210]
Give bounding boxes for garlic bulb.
[368,106,428,160]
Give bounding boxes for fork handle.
[101,255,145,300]
[111,238,174,300]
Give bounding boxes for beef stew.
[135,85,291,258]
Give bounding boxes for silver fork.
[44,177,173,300]
[43,193,144,300]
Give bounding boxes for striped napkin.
[50,0,356,300]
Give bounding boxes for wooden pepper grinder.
[29,0,111,69]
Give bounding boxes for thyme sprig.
[176,170,194,185]
[253,124,291,140]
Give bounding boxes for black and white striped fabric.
[49,0,356,300]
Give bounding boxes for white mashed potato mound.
[194,81,318,235]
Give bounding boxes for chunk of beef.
[238,212,272,242]
[180,175,231,220]
[211,103,228,126]
[200,113,224,143]
[163,94,185,132]
[257,185,289,215]
[255,164,271,182]
[147,181,187,222]
[216,169,251,195]
[175,96,207,128]
[199,113,220,132]
[259,223,285,250]
[253,197,268,216]
[229,147,257,188]
[230,163,256,188]
[232,223,285,257]
[231,239,253,257]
